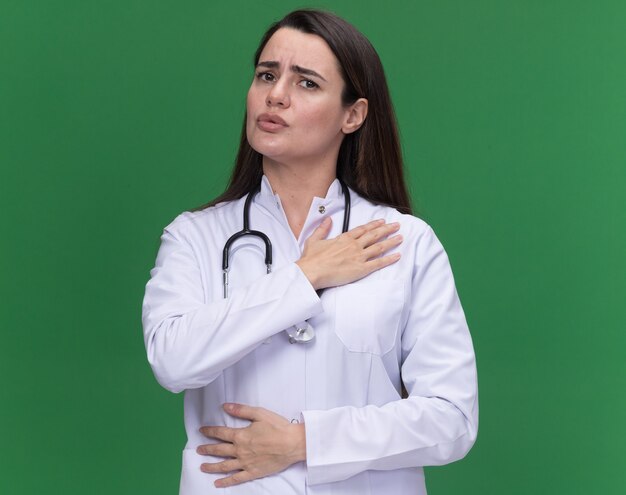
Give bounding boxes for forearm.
[143,263,322,393]
[290,423,307,463]
[302,394,478,485]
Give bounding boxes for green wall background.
[2,1,624,493]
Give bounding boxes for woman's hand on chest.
[296,217,403,290]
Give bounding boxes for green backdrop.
[2,1,624,493]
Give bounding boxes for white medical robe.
[142,176,479,494]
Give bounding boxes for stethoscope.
[222,179,351,344]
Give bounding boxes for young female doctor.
[142,9,478,495]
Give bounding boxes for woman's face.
[246,28,361,168]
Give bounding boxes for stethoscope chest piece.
[287,321,315,344]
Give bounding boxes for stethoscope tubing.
[222,179,351,299]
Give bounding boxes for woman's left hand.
[197,403,306,488]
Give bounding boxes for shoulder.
[160,199,243,241]
[351,192,449,267]
[351,191,433,241]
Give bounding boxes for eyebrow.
[256,60,328,82]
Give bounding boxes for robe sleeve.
[301,225,479,484]
[142,226,323,393]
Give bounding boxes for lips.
[258,113,288,126]
[257,113,288,132]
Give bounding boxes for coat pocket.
[333,279,405,355]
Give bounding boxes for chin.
[248,137,290,161]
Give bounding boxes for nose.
[266,81,290,108]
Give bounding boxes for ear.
[342,98,368,134]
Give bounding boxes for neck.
[263,157,336,239]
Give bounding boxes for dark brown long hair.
[193,9,412,214]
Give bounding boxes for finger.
[364,252,401,273]
[200,459,241,475]
[196,442,236,457]
[307,216,332,241]
[199,426,237,442]
[362,234,403,260]
[215,470,256,488]
[357,222,400,248]
[345,219,385,239]
[223,402,265,421]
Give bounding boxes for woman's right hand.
[296,218,403,290]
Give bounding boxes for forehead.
[258,28,340,77]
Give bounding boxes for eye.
[255,71,275,83]
[299,79,319,90]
